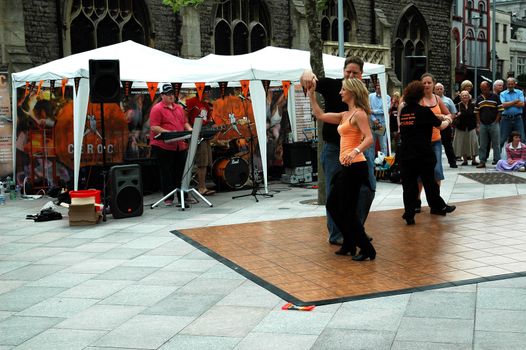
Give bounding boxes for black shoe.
[415,199,422,213]
[402,213,415,225]
[430,205,456,216]
[492,161,498,165]
[450,164,458,168]
[335,246,356,256]
[352,249,376,261]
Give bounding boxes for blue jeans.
[431,141,444,181]
[479,122,500,163]
[500,115,525,148]
[372,116,387,155]
[321,142,342,242]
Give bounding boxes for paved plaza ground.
[1,159,526,349]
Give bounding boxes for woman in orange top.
[308,78,376,261]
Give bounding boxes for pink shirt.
[149,101,188,151]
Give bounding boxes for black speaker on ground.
[110,164,143,219]
[89,59,121,103]
[283,142,313,168]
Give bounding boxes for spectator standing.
[369,83,391,155]
[499,77,525,148]
[435,83,458,168]
[453,91,479,166]
[475,81,502,168]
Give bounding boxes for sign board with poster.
[293,84,315,142]
[0,72,13,179]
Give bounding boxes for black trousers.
[326,162,375,253]
[151,146,187,200]
[400,157,446,217]
[440,127,456,165]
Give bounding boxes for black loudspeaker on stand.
[109,164,143,219]
[89,59,121,221]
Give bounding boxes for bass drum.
[213,157,249,190]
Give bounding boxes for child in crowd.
[495,131,526,172]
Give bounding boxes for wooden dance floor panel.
[173,195,526,305]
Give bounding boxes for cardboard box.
[69,204,101,226]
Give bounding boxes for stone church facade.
[1,0,453,92]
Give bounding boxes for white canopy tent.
[11,41,388,193]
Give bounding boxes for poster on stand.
[0,72,13,179]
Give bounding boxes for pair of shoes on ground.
[476,162,486,168]
[165,197,199,206]
[450,164,458,168]
[430,205,456,216]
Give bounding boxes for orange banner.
[282,81,291,98]
[195,82,205,101]
[146,82,158,102]
[36,80,44,96]
[61,78,68,98]
[240,80,250,97]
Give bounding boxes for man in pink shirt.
[150,84,193,206]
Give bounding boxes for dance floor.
[173,195,526,305]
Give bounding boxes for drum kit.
[210,117,254,191]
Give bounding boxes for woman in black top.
[453,90,480,166]
[398,81,456,225]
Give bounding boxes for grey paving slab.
[0,261,31,276]
[474,330,526,350]
[0,311,13,322]
[0,316,63,346]
[16,297,98,318]
[36,251,98,265]
[476,287,526,310]
[217,281,282,308]
[95,248,148,260]
[95,266,159,281]
[477,276,526,289]
[94,314,194,349]
[252,309,334,335]
[137,270,199,286]
[122,255,180,268]
[175,277,245,296]
[327,305,405,331]
[162,258,218,273]
[311,328,395,350]
[0,264,65,281]
[234,332,318,350]
[181,305,270,337]
[58,279,133,299]
[100,284,178,306]
[0,286,64,312]
[13,328,105,350]
[404,291,476,319]
[0,281,26,295]
[16,231,70,244]
[159,335,241,350]
[62,258,126,274]
[56,304,144,330]
[71,242,121,253]
[142,292,224,317]
[475,308,526,332]
[120,235,175,249]
[27,272,96,288]
[391,341,473,349]
[9,247,67,262]
[43,237,93,248]
[395,317,474,344]
[199,264,246,280]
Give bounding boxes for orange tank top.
[338,111,366,164]
[428,96,442,142]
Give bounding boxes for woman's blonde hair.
[460,80,473,91]
[342,78,371,115]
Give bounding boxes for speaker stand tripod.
[150,117,213,210]
[232,118,273,202]
[99,102,108,222]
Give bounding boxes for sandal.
[199,189,216,196]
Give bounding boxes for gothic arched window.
[214,0,270,55]
[393,6,429,85]
[320,0,356,43]
[68,0,150,55]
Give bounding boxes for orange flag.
[282,81,291,99]
[240,80,250,97]
[195,82,205,101]
[36,80,44,96]
[24,82,30,97]
[61,78,68,97]
[146,82,159,102]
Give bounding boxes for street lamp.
[473,15,482,98]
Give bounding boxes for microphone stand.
[232,96,273,202]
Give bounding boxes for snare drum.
[212,157,249,190]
